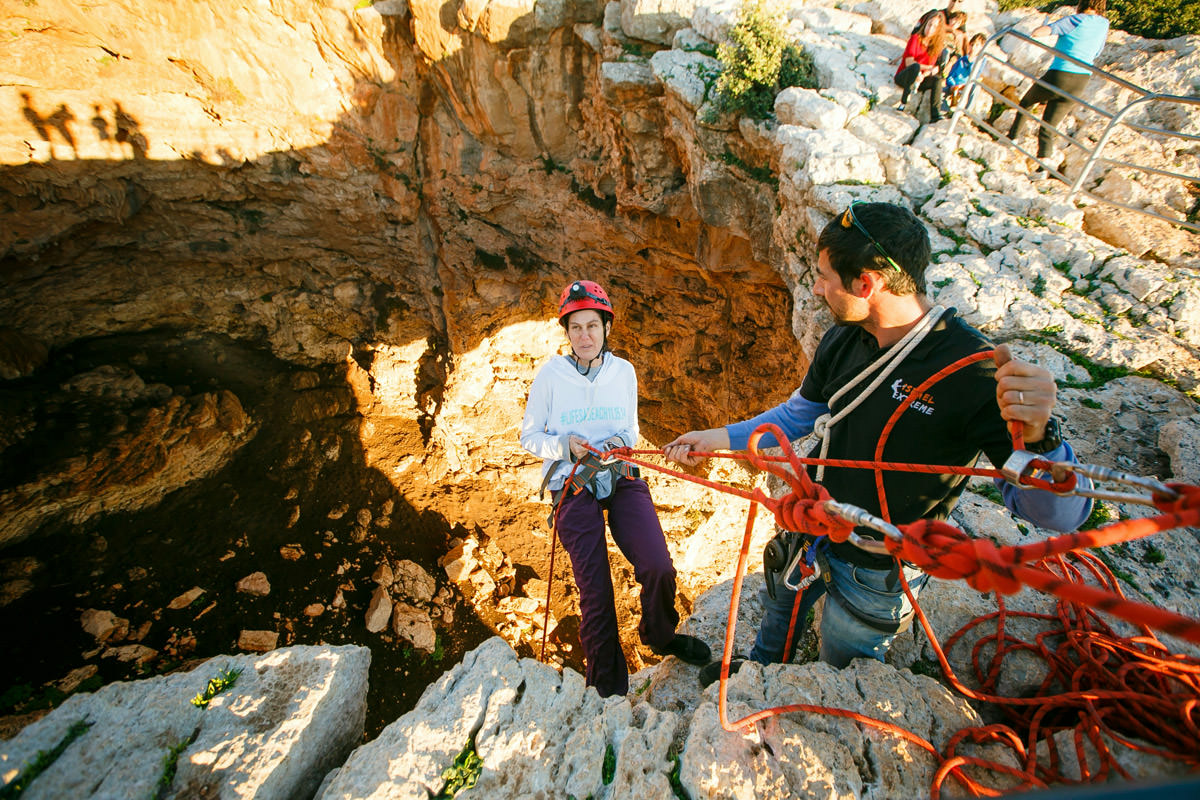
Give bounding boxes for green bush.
[1107,0,1200,40]
[713,0,817,120]
[997,0,1200,39]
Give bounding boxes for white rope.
[814,305,947,481]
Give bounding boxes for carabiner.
[781,540,820,592]
[1054,462,1179,507]
[822,500,901,554]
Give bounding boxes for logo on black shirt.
[891,379,935,416]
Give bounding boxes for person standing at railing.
[1007,0,1110,180]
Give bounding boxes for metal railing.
[947,25,1200,235]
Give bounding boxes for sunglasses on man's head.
[840,203,903,273]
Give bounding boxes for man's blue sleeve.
[725,391,829,450]
[995,440,1093,532]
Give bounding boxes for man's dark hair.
[1078,0,1105,13]
[817,202,931,296]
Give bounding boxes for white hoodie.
[520,353,639,494]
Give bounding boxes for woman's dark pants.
[555,478,679,697]
[1007,69,1091,158]
[895,63,946,121]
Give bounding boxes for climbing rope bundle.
[546,348,1200,797]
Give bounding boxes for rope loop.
[746,422,821,500]
[812,413,831,441]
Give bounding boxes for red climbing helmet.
[557,280,614,326]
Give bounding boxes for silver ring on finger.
[1018,391,1025,404]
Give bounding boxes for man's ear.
[855,270,882,298]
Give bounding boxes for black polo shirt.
[799,311,1013,569]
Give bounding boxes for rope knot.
[897,520,1023,595]
[812,413,830,441]
[773,489,855,542]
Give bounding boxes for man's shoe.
[650,634,711,666]
[699,658,745,688]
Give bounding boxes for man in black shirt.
[665,202,1091,678]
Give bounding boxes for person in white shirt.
[520,280,711,697]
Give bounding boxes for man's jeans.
[750,546,928,668]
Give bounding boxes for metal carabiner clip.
[781,539,820,592]
[1053,462,1179,507]
[822,500,902,554]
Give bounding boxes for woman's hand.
[569,435,589,460]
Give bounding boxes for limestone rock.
[238,630,279,652]
[365,586,393,633]
[0,646,368,800]
[442,541,480,583]
[774,87,848,131]
[650,49,719,111]
[80,609,126,644]
[371,561,395,587]
[1159,417,1200,485]
[601,61,662,104]
[103,644,157,665]
[55,665,99,694]
[0,328,50,380]
[393,559,437,604]
[392,602,437,652]
[681,657,1018,798]
[0,390,253,549]
[778,126,886,190]
[316,637,679,800]
[167,587,205,611]
[621,0,695,44]
[236,571,272,597]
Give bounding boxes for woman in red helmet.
[520,280,711,697]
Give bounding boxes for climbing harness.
[539,347,1200,797]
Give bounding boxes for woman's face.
[923,15,943,36]
[565,309,609,363]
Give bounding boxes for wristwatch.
[1025,416,1063,454]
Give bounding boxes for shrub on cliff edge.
[713,0,817,120]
